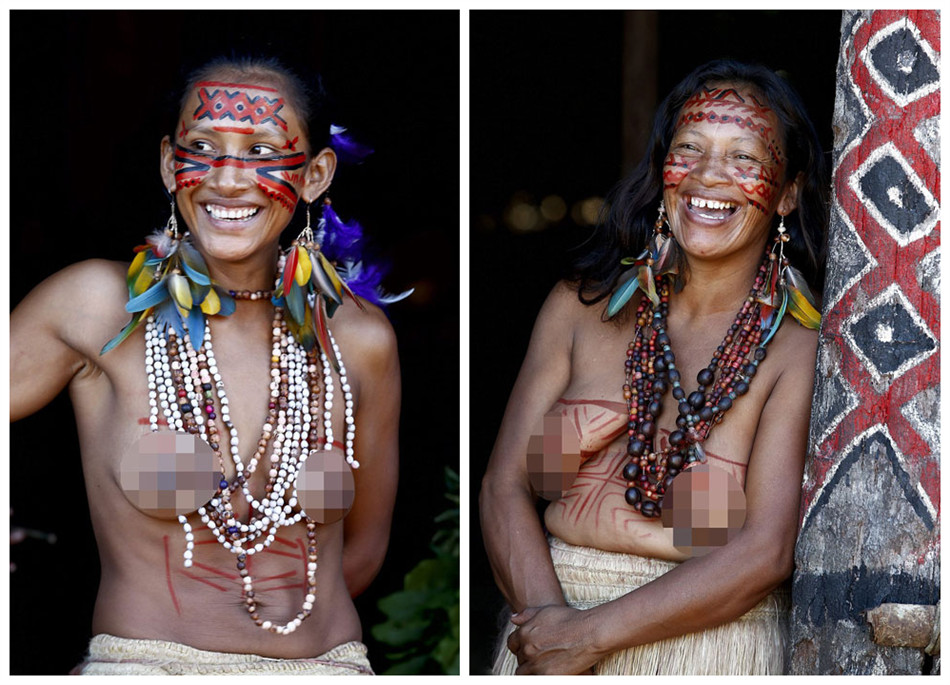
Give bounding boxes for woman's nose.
[207,158,255,194]
[690,152,733,186]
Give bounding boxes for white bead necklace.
[142,292,357,635]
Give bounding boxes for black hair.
[169,54,334,154]
[573,59,829,304]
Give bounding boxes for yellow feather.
[788,288,821,329]
[128,250,147,284]
[200,287,221,315]
[295,246,312,286]
[169,273,193,310]
[132,264,157,296]
[317,252,344,294]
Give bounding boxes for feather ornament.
[295,246,312,286]
[313,296,339,373]
[102,232,234,355]
[784,264,821,330]
[328,124,374,165]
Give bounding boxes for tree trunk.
[789,9,940,675]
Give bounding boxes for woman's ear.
[300,147,338,204]
[159,135,177,194]
[777,171,803,217]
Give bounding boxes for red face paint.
[173,144,306,211]
[665,86,786,215]
[192,81,288,131]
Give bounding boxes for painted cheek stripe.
[173,145,306,211]
[663,153,697,190]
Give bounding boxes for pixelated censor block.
[526,411,582,500]
[120,432,219,518]
[295,447,356,524]
[661,463,746,557]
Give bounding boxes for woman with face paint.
[11,56,402,674]
[481,60,828,675]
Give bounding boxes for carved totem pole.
[789,10,940,675]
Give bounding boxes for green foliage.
[372,468,459,674]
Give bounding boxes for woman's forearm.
[586,529,790,655]
[480,474,566,612]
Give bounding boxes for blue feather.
[186,306,206,347]
[606,272,639,319]
[126,280,169,313]
[761,288,788,346]
[100,311,147,355]
[154,299,186,339]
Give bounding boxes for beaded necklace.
[621,254,771,518]
[143,273,357,636]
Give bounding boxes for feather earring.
[102,197,235,354]
[275,198,365,371]
[757,213,821,345]
[607,201,681,318]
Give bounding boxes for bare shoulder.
[326,298,399,374]
[534,280,596,336]
[771,318,820,369]
[14,259,130,346]
[20,258,126,303]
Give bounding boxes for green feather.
[101,309,149,355]
[606,272,639,319]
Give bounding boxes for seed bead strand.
[622,253,776,517]
[143,277,356,633]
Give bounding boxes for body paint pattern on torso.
[173,144,306,211]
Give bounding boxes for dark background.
[9,10,459,674]
[469,10,842,674]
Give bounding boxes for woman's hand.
[507,605,604,675]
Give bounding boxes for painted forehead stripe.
[193,86,288,131]
[676,87,784,165]
[173,144,306,211]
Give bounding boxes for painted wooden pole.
[789,9,940,675]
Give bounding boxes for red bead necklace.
[622,253,774,518]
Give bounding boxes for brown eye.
[249,144,278,156]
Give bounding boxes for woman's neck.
[201,247,281,294]
[674,245,766,319]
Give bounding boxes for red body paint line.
[213,125,255,134]
[173,144,306,211]
[193,86,288,131]
[666,86,787,215]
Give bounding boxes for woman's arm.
[10,260,123,421]
[338,304,401,597]
[507,325,818,674]
[480,283,579,613]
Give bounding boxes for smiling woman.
[480,59,829,675]
[11,55,403,675]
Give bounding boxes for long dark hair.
[573,59,829,304]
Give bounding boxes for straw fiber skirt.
[493,536,789,675]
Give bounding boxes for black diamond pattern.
[868,26,939,101]
[846,292,936,378]
[857,154,936,241]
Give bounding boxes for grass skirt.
[75,634,374,675]
[493,536,789,675]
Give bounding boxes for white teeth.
[689,197,736,211]
[205,205,260,221]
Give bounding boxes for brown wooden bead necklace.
[621,254,773,518]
